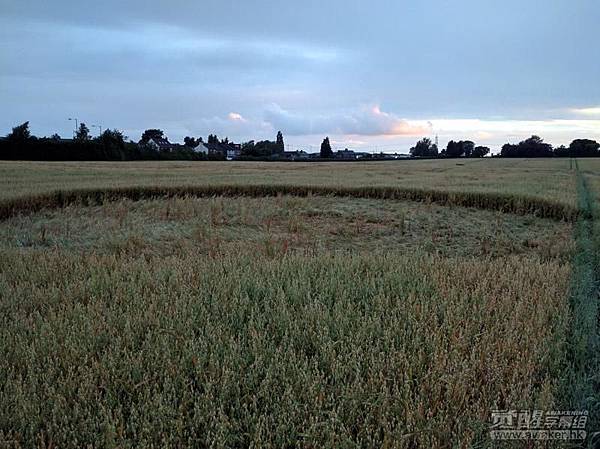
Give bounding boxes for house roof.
[138,136,174,149]
[149,137,173,148]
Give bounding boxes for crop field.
[0,159,576,207]
[0,158,598,448]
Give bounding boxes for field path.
[560,160,600,433]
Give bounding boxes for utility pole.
[68,118,78,138]
[92,124,102,136]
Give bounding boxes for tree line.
[0,122,291,161]
[409,135,600,158]
[0,122,230,161]
[1,121,599,160]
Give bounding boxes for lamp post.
[92,124,102,136]
[68,118,78,138]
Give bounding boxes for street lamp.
[68,118,78,138]
[92,124,102,136]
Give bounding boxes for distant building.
[224,143,242,160]
[281,150,310,160]
[142,137,177,152]
[202,142,241,160]
[191,142,209,154]
[335,148,357,160]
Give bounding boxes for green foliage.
[75,122,91,142]
[95,129,127,160]
[183,136,198,147]
[241,139,281,157]
[1,122,33,160]
[140,129,164,143]
[472,145,490,158]
[320,137,333,158]
[443,140,474,158]
[410,138,438,158]
[501,135,553,158]
[6,121,31,142]
[570,139,600,157]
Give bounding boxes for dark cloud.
[1,0,599,146]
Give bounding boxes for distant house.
[335,149,357,160]
[191,142,209,154]
[223,143,242,160]
[203,142,241,159]
[141,137,177,152]
[281,150,309,161]
[202,143,223,157]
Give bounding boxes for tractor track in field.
[560,160,600,439]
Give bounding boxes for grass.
[0,158,596,448]
[0,251,571,448]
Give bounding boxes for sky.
[1,0,600,153]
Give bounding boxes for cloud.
[0,19,348,84]
[228,112,246,122]
[181,113,271,141]
[570,106,600,117]
[263,104,427,137]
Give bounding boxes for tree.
[75,123,90,142]
[500,135,552,157]
[462,141,474,157]
[500,143,518,157]
[444,140,474,158]
[472,146,490,157]
[554,145,569,157]
[569,139,600,157]
[410,138,438,157]
[97,129,126,147]
[140,129,164,143]
[2,121,32,160]
[207,134,219,144]
[320,137,333,158]
[95,129,127,159]
[444,140,462,158]
[521,135,552,157]
[184,136,198,147]
[276,131,284,153]
[6,122,31,142]
[239,139,282,158]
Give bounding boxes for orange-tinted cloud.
[264,103,428,137]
